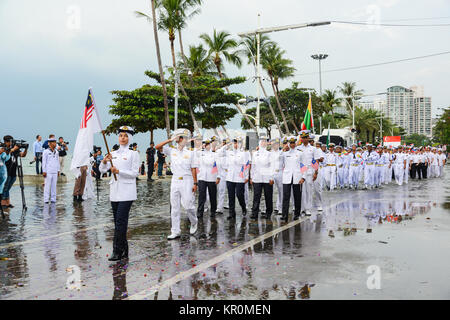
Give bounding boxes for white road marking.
[128,199,346,300]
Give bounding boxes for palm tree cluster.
[129,0,399,142]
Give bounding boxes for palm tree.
[175,0,203,71]
[322,89,341,120]
[135,1,171,138]
[340,107,379,143]
[261,43,295,133]
[338,81,364,114]
[200,29,256,131]
[178,44,217,77]
[238,35,283,135]
[157,0,184,68]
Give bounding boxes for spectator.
[57,137,69,176]
[42,134,55,150]
[157,149,166,179]
[146,142,156,181]
[1,135,28,209]
[33,135,43,175]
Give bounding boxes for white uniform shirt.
[99,146,140,202]
[438,153,447,166]
[431,153,439,166]
[42,148,60,174]
[162,145,199,178]
[197,149,219,182]
[325,151,337,165]
[297,143,321,173]
[348,152,362,166]
[393,152,405,166]
[219,147,250,183]
[281,148,304,184]
[362,150,379,165]
[251,148,274,183]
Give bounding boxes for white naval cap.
[118,126,135,135]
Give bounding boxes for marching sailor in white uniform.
[42,137,60,203]
[156,129,199,240]
[250,135,274,220]
[100,126,140,261]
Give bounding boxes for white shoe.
[317,206,323,211]
[167,233,181,240]
[190,222,198,235]
[305,210,312,216]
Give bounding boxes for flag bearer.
[250,136,274,220]
[42,138,60,203]
[156,129,199,240]
[100,126,140,261]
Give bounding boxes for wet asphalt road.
[0,168,449,300]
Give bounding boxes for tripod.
[17,155,27,212]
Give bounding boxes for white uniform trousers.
[336,166,345,188]
[343,166,349,186]
[301,172,314,211]
[393,165,404,185]
[170,177,197,235]
[274,174,283,212]
[324,166,337,190]
[217,177,227,211]
[312,171,322,207]
[348,165,360,187]
[384,165,392,184]
[364,164,375,186]
[403,166,409,184]
[439,166,445,178]
[375,166,384,186]
[44,173,58,203]
[244,182,249,208]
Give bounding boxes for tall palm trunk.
[214,61,257,132]
[151,0,171,138]
[269,75,289,133]
[258,77,283,135]
[169,31,176,68]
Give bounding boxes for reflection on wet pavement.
[0,169,449,300]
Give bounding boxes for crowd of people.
[1,127,447,262]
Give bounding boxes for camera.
[93,145,102,153]
[129,142,137,150]
[12,139,29,149]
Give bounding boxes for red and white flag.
[70,88,103,175]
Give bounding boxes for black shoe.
[242,209,247,216]
[281,215,288,222]
[61,173,65,176]
[78,195,84,202]
[108,252,122,262]
[197,213,203,219]
[73,196,78,202]
[227,215,235,220]
[293,214,300,221]
[264,214,272,220]
[250,213,258,220]
[210,212,216,218]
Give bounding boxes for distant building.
[385,85,432,137]
[358,98,387,113]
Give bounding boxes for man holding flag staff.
[100,126,140,261]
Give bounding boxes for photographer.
[57,137,69,176]
[1,135,28,209]
[33,135,43,174]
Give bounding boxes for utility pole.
[311,54,328,134]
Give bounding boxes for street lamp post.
[311,54,328,134]
[238,20,331,137]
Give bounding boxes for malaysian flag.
[211,161,218,174]
[300,162,308,173]
[70,88,103,175]
[311,159,319,170]
[244,160,250,170]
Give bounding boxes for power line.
[332,20,450,27]
[348,16,450,23]
[297,51,450,76]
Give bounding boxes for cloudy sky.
[1,0,449,150]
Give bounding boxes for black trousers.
[410,163,418,179]
[282,179,302,218]
[111,201,133,254]
[417,163,424,179]
[226,181,246,216]
[197,180,217,214]
[252,183,273,216]
[422,164,428,179]
[147,159,154,180]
